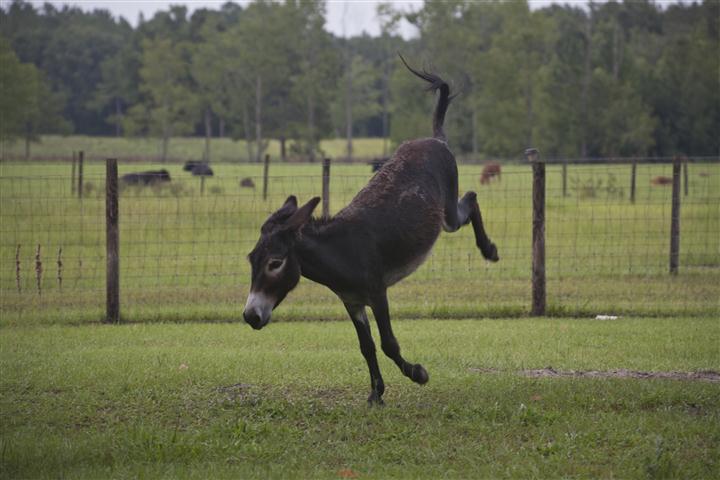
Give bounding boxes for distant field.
[1,156,718,324]
[0,135,390,162]
[1,317,718,478]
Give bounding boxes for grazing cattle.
[651,176,673,186]
[370,157,389,173]
[480,161,501,185]
[240,177,256,189]
[243,55,499,405]
[121,169,171,186]
[183,160,214,177]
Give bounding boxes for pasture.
[1,156,718,324]
[1,317,718,478]
[1,139,718,478]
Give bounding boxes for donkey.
[243,57,499,405]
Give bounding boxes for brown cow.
[480,162,501,185]
[651,176,673,186]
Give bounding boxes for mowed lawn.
[1,317,718,479]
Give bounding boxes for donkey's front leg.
[344,302,385,405]
[370,293,429,385]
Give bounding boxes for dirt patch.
[469,367,720,383]
[214,383,260,406]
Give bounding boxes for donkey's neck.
[295,217,362,293]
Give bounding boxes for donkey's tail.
[398,53,452,142]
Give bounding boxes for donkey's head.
[243,195,320,329]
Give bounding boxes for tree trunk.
[345,59,353,161]
[612,20,624,80]
[24,135,30,159]
[580,16,593,158]
[161,131,169,163]
[280,136,287,161]
[219,118,225,138]
[525,72,534,148]
[307,92,316,162]
[115,97,122,137]
[255,75,263,163]
[243,103,255,162]
[471,107,478,157]
[381,63,390,157]
[204,107,212,162]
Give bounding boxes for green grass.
[0,135,389,161]
[1,154,718,323]
[1,317,718,478]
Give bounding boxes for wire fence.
[1,155,718,324]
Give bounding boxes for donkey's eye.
[267,258,285,272]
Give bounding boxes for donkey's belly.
[383,247,433,287]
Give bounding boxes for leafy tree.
[129,37,198,161]
[285,0,340,161]
[0,38,69,156]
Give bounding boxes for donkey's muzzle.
[243,291,274,330]
[243,310,267,330]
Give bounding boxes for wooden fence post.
[630,158,637,204]
[562,161,568,197]
[71,151,77,195]
[322,157,331,218]
[263,154,270,201]
[526,148,546,316]
[683,156,689,196]
[77,150,84,199]
[669,156,681,275]
[106,159,120,323]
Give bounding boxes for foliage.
[0,0,718,158]
[0,38,68,151]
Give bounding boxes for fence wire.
[1,158,718,323]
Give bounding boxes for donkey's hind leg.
[444,191,499,261]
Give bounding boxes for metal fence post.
[669,156,681,275]
[630,158,637,204]
[526,148,546,316]
[263,154,270,201]
[106,159,120,323]
[77,150,84,199]
[71,151,77,195]
[322,158,331,218]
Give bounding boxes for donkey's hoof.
[367,391,385,406]
[483,243,499,262]
[411,364,429,385]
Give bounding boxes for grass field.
[0,135,390,162]
[1,317,718,478]
[1,151,718,323]
[1,137,718,478]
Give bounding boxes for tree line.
[1,0,718,161]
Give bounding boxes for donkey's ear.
[283,195,298,209]
[262,195,299,232]
[285,196,321,231]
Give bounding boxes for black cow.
[121,169,171,186]
[370,157,389,173]
[183,161,214,177]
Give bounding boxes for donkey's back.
[334,137,460,286]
